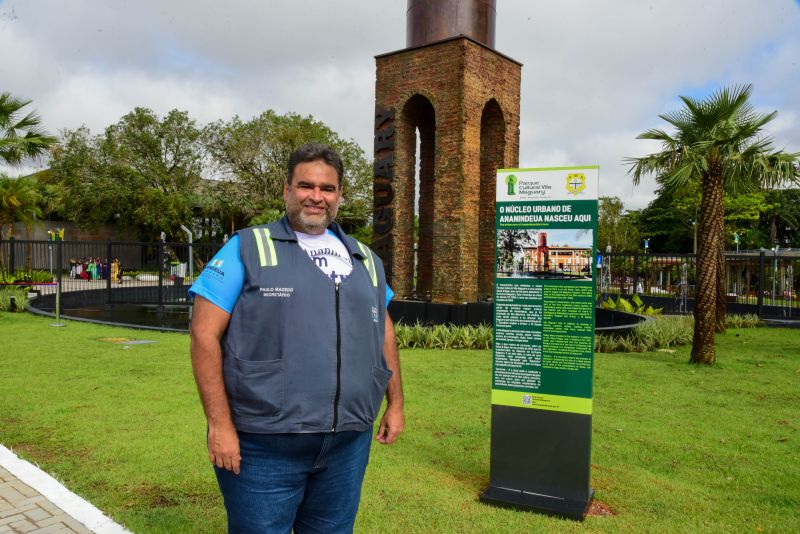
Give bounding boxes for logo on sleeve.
[372,306,379,323]
[206,259,225,280]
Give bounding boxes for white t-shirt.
[295,230,354,285]
[190,229,394,313]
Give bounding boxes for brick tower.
[372,0,521,303]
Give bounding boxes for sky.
[2,0,799,210]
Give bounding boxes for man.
[189,142,403,533]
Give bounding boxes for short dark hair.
[287,142,344,185]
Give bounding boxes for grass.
[1,312,798,533]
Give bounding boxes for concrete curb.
[0,445,131,533]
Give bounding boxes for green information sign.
[482,166,599,519]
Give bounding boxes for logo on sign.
[506,174,518,196]
[566,173,586,196]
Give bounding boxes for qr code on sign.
[521,395,532,406]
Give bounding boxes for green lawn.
[1,312,798,533]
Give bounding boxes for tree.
[0,92,56,166]
[0,175,40,239]
[762,188,800,247]
[598,196,642,253]
[628,85,800,364]
[638,180,791,251]
[723,192,773,248]
[203,111,373,233]
[50,108,204,241]
[637,182,700,253]
[0,175,42,279]
[496,230,532,271]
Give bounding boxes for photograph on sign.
[496,229,593,280]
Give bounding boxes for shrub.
[595,315,693,353]
[27,269,53,283]
[394,322,493,350]
[9,269,53,283]
[595,314,762,353]
[726,313,762,329]
[393,314,762,353]
[0,287,29,313]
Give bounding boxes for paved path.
[0,446,129,534]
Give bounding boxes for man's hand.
[191,296,239,473]
[208,424,241,474]
[375,404,404,445]
[376,312,404,445]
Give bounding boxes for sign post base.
[480,486,594,520]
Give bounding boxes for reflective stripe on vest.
[253,228,278,267]
[357,242,378,287]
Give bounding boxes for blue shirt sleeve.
[385,285,394,308]
[188,235,245,313]
[189,233,393,311]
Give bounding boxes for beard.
[286,200,339,234]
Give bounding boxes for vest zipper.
[332,282,342,432]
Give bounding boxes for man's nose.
[308,187,324,201]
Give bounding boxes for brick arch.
[397,93,436,298]
[374,36,520,303]
[478,98,506,299]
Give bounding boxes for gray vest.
[222,217,391,434]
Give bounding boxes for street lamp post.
[773,242,779,306]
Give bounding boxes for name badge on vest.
[259,287,294,298]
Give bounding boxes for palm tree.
[0,175,41,239]
[0,92,57,166]
[627,85,799,364]
[0,175,42,279]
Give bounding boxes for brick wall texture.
[374,37,521,303]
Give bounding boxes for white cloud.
[1,0,798,208]
[38,69,242,133]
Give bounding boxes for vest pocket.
[369,366,393,418]
[227,358,284,419]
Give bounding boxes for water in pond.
[58,303,191,331]
[37,303,644,333]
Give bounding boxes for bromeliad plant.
[394,322,493,350]
[600,293,663,316]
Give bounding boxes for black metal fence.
[597,251,799,319]
[0,237,223,306]
[2,238,798,321]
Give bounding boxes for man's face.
[284,160,342,235]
